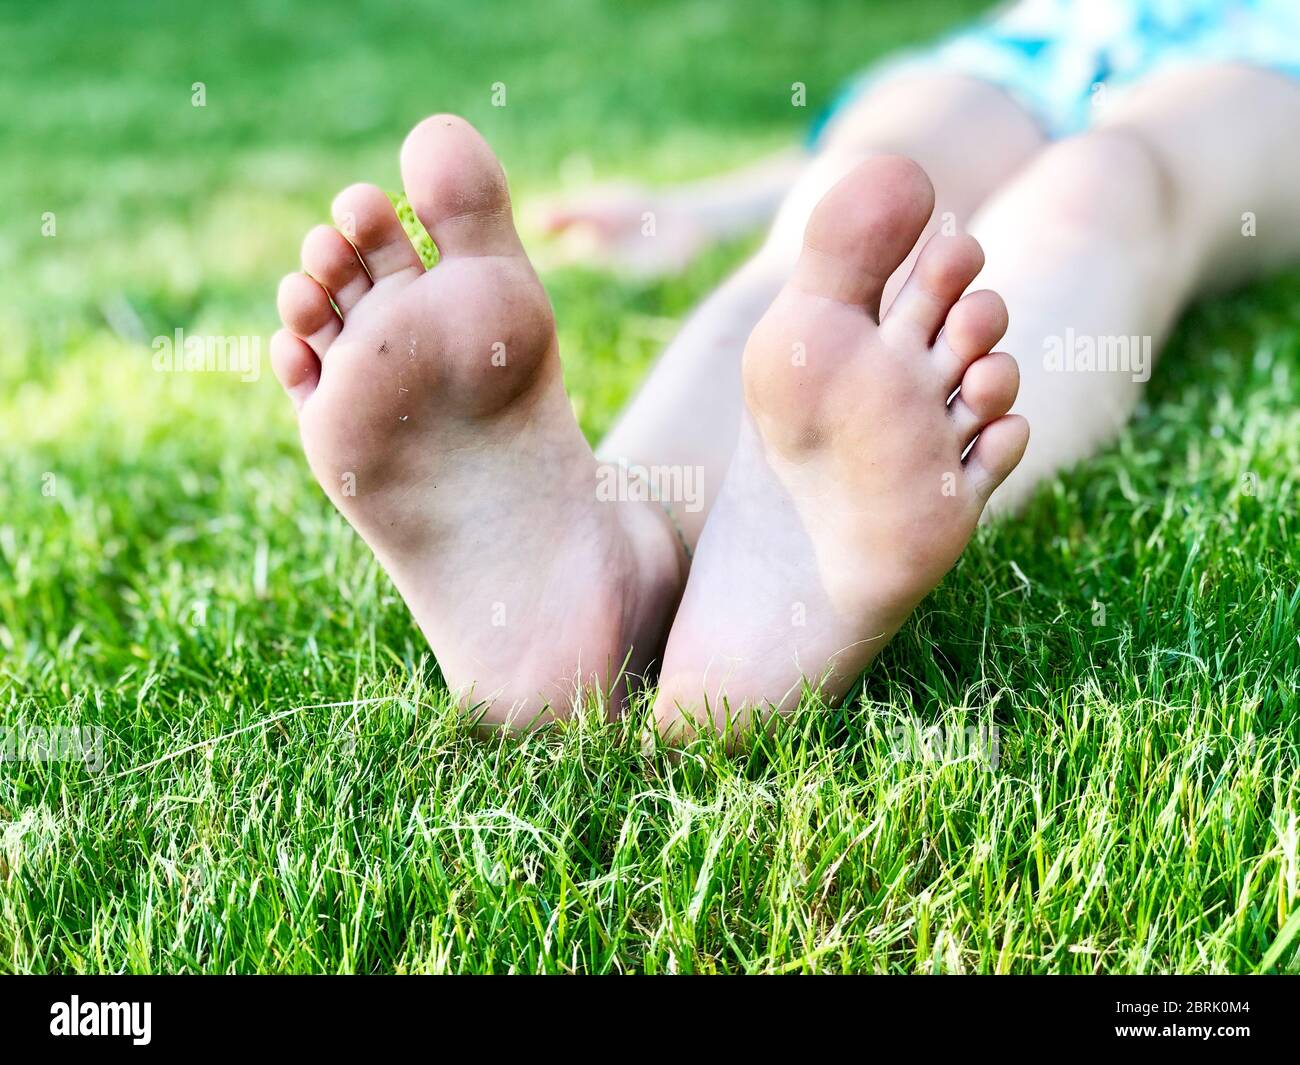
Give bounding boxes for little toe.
[881,232,985,347]
[301,224,371,314]
[949,351,1020,446]
[270,328,321,409]
[964,414,1030,501]
[277,272,340,356]
[935,289,1009,388]
[791,155,935,317]
[331,182,424,281]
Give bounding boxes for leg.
[650,63,1300,740]
[972,63,1300,512]
[598,71,1046,544]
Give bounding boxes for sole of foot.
[651,155,1029,744]
[272,115,686,728]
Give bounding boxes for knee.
[819,72,997,151]
[1009,127,1180,243]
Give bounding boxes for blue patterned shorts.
[812,0,1300,142]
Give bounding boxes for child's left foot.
[652,156,1028,741]
[270,116,685,727]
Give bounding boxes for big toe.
[399,114,523,259]
[792,155,934,317]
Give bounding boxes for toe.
[331,183,423,281]
[277,272,340,356]
[964,414,1030,501]
[949,351,1020,446]
[270,328,320,409]
[880,232,984,347]
[935,289,1009,387]
[790,155,935,317]
[301,224,371,314]
[399,114,524,259]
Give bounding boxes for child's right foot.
[270,116,686,727]
[652,156,1029,742]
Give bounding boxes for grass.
[1,0,1297,974]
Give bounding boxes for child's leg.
[972,63,1300,513]
[650,62,1300,739]
[597,72,1046,545]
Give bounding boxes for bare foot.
[271,115,685,727]
[652,156,1029,741]
[533,182,712,277]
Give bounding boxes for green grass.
[1,0,1297,973]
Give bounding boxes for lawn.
[1,0,1297,974]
